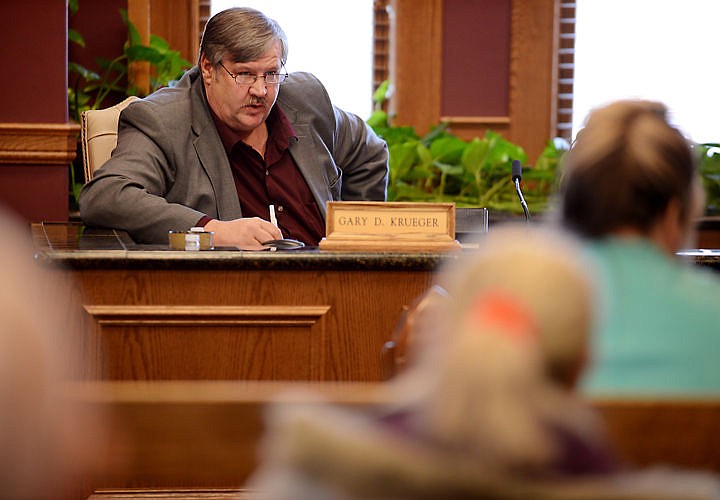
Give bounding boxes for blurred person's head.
[0,209,106,498]
[410,225,595,388]
[398,224,597,472]
[248,226,611,498]
[557,100,704,254]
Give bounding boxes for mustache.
[244,98,266,107]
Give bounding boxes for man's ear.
[199,54,214,83]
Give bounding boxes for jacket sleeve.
[332,105,389,202]
[78,100,207,244]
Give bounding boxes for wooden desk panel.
[72,268,432,381]
[33,223,445,382]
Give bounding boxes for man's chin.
[231,116,265,132]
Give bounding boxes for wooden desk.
[698,216,720,249]
[32,222,453,382]
[32,223,720,382]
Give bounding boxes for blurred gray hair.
[558,100,702,239]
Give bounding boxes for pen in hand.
[269,204,277,226]
[268,204,284,239]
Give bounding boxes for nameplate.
[319,201,461,252]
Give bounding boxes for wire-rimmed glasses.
[218,62,289,86]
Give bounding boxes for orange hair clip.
[464,291,538,344]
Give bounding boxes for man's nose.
[248,77,268,95]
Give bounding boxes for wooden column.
[127,0,200,64]
[127,0,151,95]
[126,0,200,94]
[508,0,560,160]
[388,0,444,137]
[150,0,201,64]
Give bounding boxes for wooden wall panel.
[0,123,79,222]
[68,0,129,110]
[373,0,391,95]
[0,0,68,122]
[441,0,511,118]
[0,124,79,165]
[390,0,559,161]
[0,1,76,222]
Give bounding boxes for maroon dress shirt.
[204,107,326,246]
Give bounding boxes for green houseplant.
[366,82,569,216]
[696,143,720,215]
[367,83,720,217]
[67,0,192,207]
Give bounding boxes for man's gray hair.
[199,7,288,66]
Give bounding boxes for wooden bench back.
[65,381,385,499]
[63,382,720,499]
[595,398,720,473]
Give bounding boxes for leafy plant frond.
[367,80,566,214]
[67,2,192,209]
[68,28,85,48]
[696,143,720,214]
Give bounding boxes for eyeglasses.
[218,62,289,86]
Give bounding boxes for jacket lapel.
[280,100,333,219]
[188,71,243,219]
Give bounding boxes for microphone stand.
[513,177,531,223]
[511,159,530,223]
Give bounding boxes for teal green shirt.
[581,238,720,396]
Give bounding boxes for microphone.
[511,160,530,222]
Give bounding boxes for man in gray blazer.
[79,7,388,249]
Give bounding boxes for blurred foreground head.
[557,100,704,252]
[249,225,609,499]
[399,224,598,471]
[432,224,594,386]
[0,210,104,499]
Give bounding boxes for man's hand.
[204,218,282,250]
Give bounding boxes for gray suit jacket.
[78,67,389,243]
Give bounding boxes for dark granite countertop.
[32,222,458,271]
[32,222,720,272]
